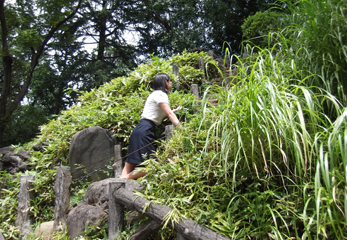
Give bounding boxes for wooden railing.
[16,168,229,240]
[108,180,229,240]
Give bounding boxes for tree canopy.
[0,0,278,146]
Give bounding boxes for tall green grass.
[281,0,347,112]
[142,43,347,238]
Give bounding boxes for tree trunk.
[97,0,106,62]
[0,0,12,146]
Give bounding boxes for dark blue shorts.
[125,119,156,165]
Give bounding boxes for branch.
[142,0,171,32]
[8,0,82,113]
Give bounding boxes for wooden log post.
[108,180,126,240]
[198,57,206,83]
[191,84,200,99]
[173,64,180,91]
[113,144,122,177]
[15,175,35,239]
[0,230,4,240]
[114,188,229,240]
[165,125,174,140]
[53,166,72,232]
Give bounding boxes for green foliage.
[70,180,92,207]
[2,2,347,237]
[0,171,21,239]
[141,44,347,238]
[2,105,50,146]
[0,50,212,238]
[242,11,287,48]
[118,0,276,56]
[281,0,347,111]
[81,220,108,239]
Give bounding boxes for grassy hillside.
[0,51,212,239]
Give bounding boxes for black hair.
[153,73,170,93]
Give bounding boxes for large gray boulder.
[0,146,30,174]
[67,204,107,239]
[67,178,141,239]
[69,126,118,181]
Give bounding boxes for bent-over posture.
[120,73,182,180]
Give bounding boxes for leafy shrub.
[242,11,286,49]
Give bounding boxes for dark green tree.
[1,0,138,146]
[0,0,82,146]
[116,0,278,58]
[78,0,137,87]
[203,0,278,53]
[1,0,277,147]
[2,104,48,146]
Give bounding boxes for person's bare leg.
[126,170,147,180]
[120,162,136,178]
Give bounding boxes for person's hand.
[173,105,183,112]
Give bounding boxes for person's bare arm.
[159,102,182,129]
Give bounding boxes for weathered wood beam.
[164,125,174,140]
[114,188,229,240]
[15,175,35,239]
[191,84,200,100]
[173,64,180,91]
[109,180,126,240]
[177,232,189,240]
[113,144,122,177]
[53,166,72,232]
[198,57,206,84]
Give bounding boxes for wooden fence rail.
[108,180,229,240]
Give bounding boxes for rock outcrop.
[67,178,141,239]
[0,146,30,174]
[69,126,118,182]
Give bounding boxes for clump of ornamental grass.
[281,0,347,112]
[140,44,347,239]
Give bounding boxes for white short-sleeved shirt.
[141,90,169,125]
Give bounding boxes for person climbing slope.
[120,73,182,180]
